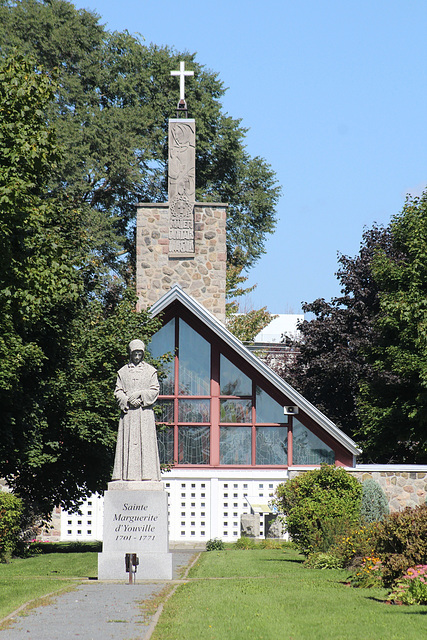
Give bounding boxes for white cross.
[170,61,194,102]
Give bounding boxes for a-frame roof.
[150,284,362,458]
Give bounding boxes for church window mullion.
[210,345,220,466]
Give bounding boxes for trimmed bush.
[360,479,389,524]
[374,504,427,587]
[0,492,23,562]
[274,465,362,555]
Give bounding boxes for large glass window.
[219,355,252,462]
[220,427,252,465]
[179,320,210,395]
[220,399,252,423]
[178,426,210,464]
[148,319,175,394]
[156,399,174,423]
[178,399,210,422]
[220,355,251,395]
[293,419,335,465]
[256,387,287,424]
[256,427,287,465]
[157,428,174,466]
[151,315,336,468]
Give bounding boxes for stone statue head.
[129,339,145,355]
[129,340,145,365]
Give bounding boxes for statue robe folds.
[112,362,161,481]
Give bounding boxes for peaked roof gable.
[150,284,361,457]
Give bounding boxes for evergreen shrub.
[360,479,389,523]
[274,465,362,555]
[0,492,23,562]
[374,504,427,587]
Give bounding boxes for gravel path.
[1,550,198,640]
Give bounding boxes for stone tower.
[136,63,227,323]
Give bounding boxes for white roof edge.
[349,464,427,472]
[149,285,362,457]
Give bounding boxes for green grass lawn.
[0,549,98,622]
[1,546,427,639]
[151,549,427,640]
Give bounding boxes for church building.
[61,63,361,543]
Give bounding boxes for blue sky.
[77,0,427,313]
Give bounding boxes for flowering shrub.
[387,565,427,605]
[350,556,382,588]
[331,523,378,568]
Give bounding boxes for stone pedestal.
[98,482,173,580]
[240,513,260,538]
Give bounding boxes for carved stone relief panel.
[168,119,195,256]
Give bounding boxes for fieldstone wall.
[136,202,227,323]
[289,466,427,513]
[350,469,427,512]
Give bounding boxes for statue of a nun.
[112,339,161,482]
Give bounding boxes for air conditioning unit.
[284,406,299,415]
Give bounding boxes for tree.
[275,194,427,464]
[0,54,160,517]
[357,193,427,462]
[0,0,281,278]
[277,225,392,441]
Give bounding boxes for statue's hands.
[128,391,142,407]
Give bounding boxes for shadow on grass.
[27,541,102,555]
[366,596,388,604]
[403,610,427,615]
[261,557,304,564]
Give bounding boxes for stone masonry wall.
[289,467,427,512]
[350,470,427,512]
[136,202,227,323]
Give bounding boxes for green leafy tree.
[0,52,83,442]
[271,225,392,442]
[274,465,362,554]
[0,54,160,517]
[357,193,427,462]
[275,192,427,463]
[0,0,281,277]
